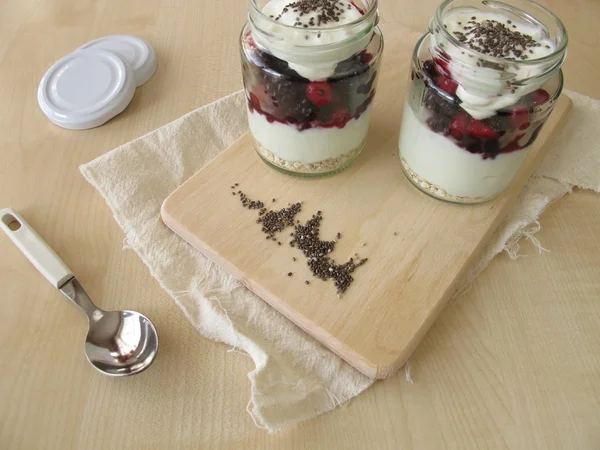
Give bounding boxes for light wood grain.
[0,0,599,448]
[162,81,571,379]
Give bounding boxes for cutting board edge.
[161,198,382,377]
[161,191,495,379]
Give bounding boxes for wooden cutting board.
[161,38,572,378]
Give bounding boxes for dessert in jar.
[398,0,567,203]
[240,0,383,177]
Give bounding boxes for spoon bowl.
[84,310,158,376]
[59,275,159,377]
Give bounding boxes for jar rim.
[432,0,568,66]
[249,0,379,34]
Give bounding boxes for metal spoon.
[0,208,158,376]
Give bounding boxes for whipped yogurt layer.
[399,105,528,201]
[256,0,369,79]
[248,107,371,164]
[438,10,556,119]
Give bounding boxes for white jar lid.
[37,49,136,130]
[77,35,157,87]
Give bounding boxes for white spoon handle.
[0,208,73,288]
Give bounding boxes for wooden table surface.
[1,0,599,448]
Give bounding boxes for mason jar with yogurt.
[240,0,383,177]
[398,0,567,203]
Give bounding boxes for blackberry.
[264,78,304,112]
[259,51,305,80]
[427,116,451,135]
[466,139,500,157]
[485,113,511,136]
[423,88,460,118]
[422,60,437,79]
[334,53,370,77]
[293,98,318,122]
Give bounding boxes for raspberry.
[432,53,451,76]
[468,119,499,140]
[330,109,351,127]
[436,75,458,95]
[249,93,261,109]
[360,51,374,65]
[449,111,470,139]
[528,89,550,107]
[422,60,437,78]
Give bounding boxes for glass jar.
[398,0,567,203]
[240,0,383,177]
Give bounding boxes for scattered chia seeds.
[232,185,367,294]
[291,212,367,293]
[237,191,265,210]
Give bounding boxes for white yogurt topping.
[399,104,528,199]
[439,10,556,119]
[248,108,371,163]
[255,0,369,80]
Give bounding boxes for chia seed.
[454,18,544,59]
[232,187,368,294]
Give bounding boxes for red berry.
[468,119,499,140]
[527,89,550,107]
[436,75,458,95]
[449,111,470,139]
[306,82,333,106]
[433,53,451,76]
[511,106,530,130]
[249,93,260,109]
[330,109,351,127]
[360,51,374,65]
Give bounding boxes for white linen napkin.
[80,88,600,433]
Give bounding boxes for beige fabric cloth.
[80,88,600,433]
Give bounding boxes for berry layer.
[399,104,529,200]
[420,61,550,158]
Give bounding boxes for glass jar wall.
[398,0,567,203]
[240,0,383,177]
